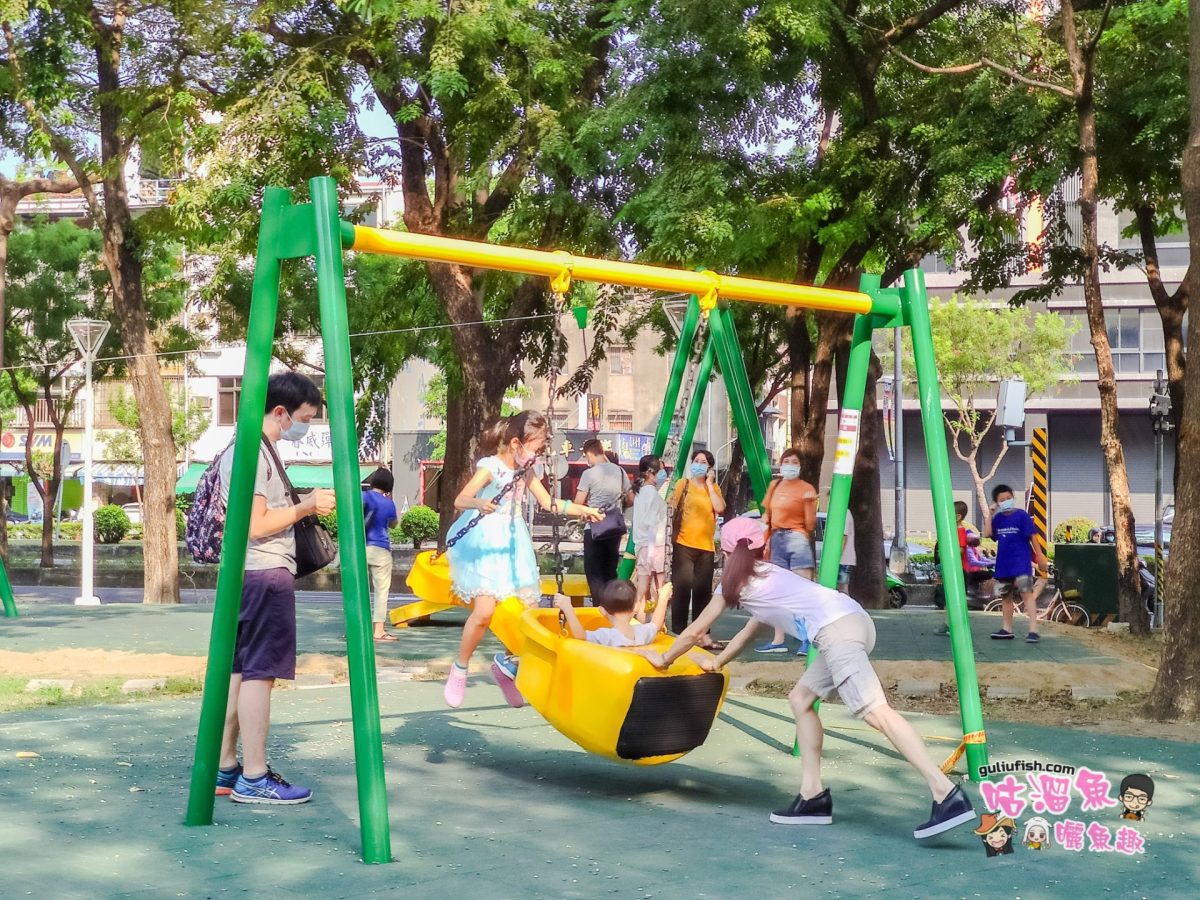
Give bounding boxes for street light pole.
[68,318,111,607]
[891,326,907,574]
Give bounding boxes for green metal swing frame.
[182,176,987,864]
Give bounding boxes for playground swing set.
[131,174,982,866]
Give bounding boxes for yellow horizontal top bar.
[348,225,873,315]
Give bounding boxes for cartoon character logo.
[975,812,1017,857]
[1023,816,1053,850]
[1118,774,1154,821]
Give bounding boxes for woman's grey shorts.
[799,613,887,718]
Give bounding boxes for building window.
[607,410,634,431]
[1106,309,1141,373]
[218,377,241,425]
[608,346,633,376]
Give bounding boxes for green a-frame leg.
[184,180,392,863]
[622,274,989,782]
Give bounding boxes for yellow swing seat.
[402,550,729,764]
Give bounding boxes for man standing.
[574,439,635,602]
[216,372,336,804]
[985,484,1047,644]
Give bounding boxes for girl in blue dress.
[444,411,601,708]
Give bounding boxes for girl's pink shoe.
[444,664,468,708]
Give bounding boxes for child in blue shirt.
[985,483,1047,643]
[362,468,399,642]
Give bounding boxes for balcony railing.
[10,399,84,429]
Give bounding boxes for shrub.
[388,524,403,546]
[399,505,440,549]
[318,508,338,540]
[176,507,186,540]
[1052,517,1096,544]
[60,521,83,541]
[94,505,131,544]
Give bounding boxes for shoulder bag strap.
[260,435,301,507]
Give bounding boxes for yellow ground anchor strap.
[940,729,986,774]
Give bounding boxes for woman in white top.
[645,516,977,842]
[631,454,669,614]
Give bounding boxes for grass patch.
[0,675,204,714]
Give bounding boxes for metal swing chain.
[433,455,538,561]
[545,267,572,598]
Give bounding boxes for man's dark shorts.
[233,568,297,681]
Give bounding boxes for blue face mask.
[690,462,709,478]
[998,498,1015,512]
[780,464,801,480]
[655,469,667,485]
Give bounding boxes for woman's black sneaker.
[913,785,977,839]
[769,788,833,825]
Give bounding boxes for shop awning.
[67,462,145,486]
[285,464,378,489]
[175,462,208,494]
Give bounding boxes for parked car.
[121,502,143,524]
[4,510,30,524]
[1099,524,1169,554]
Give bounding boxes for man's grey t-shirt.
[577,460,631,529]
[219,440,296,574]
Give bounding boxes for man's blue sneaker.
[215,763,242,797]
[754,642,789,654]
[795,641,811,656]
[493,652,519,680]
[230,768,313,805]
[1026,632,1041,644]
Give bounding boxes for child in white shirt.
[554,580,672,648]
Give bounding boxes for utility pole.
[1150,370,1172,629]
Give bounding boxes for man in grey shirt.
[215,372,335,805]
[574,439,635,602]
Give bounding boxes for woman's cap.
[720,516,767,551]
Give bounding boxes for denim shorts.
[770,528,815,572]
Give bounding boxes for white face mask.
[780,464,801,480]
[279,411,309,442]
[998,498,1015,512]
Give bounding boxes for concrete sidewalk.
[0,680,1193,898]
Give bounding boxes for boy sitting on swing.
[554,580,672,648]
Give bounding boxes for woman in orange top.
[669,449,725,648]
[759,447,818,653]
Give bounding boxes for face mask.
[514,443,536,467]
[279,412,309,442]
[998,498,1015,512]
[655,469,668,486]
[780,464,801,480]
[690,462,709,478]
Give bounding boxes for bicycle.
[982,574,1090,628]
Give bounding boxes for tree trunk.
[38,427,67,568]
[844,349,887,608]
[93,17,179,604]
[1148,0,1200,719]
[722,440,747,516]
[1062,3,1145,632]
[792,313,852,484]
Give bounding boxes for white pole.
[77,357,98,605]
